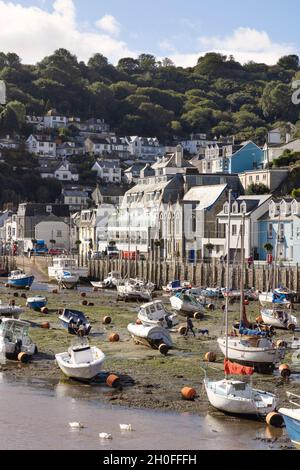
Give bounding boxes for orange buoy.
[18,352,30,364]
[13,292,19,298]
[178,326,187,336]
[288,323,296,331]
[205,352,217,362]
[109,333,120,343]
[158,343,169,355]
[93,287,99,292]
[52,289,58,294]
[266,412,284,427]
[81,292,87,298]
[277,340,287,348]
[21,293,27,299]
[41,322,50,329]
[88,302,94,307]
[103,316,112,325]
[136,319,142,325]
[207,304,215,311]
[106,374,120,388]
[279,364,291,378]
[181,387,197,401]
[40,307,49,315]
[82,300,88,306]
[5,283,9,288]
[256,316,263,324]
[244,300,249,306]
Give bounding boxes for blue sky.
[0,0,299,65]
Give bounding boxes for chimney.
[175,145,183,167]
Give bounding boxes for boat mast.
[240,212,246,324]
[273,208,281,291]
[225,189,232,371]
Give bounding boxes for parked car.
[48,248,67,256]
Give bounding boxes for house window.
[57,230,62,238]
[279,223,284,240]
[268,223,273,239]
[249,176,253,182]
[232,225,237,236]
[291,222,294,239]
[263,174,267,180]
[297,227,300,239]
[256,175,260,181]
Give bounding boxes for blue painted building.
[203,141,264,174]
[258,198,300,263]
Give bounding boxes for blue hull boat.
[26,296,47,310]
[8,272,35,289]
[279,393,300,449]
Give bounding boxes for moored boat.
[117,278,153,302]
[259,288,297,308]
[7,270,34,289]
[48,257,88,280]
[127,322,173,352]
[0,318,37,360]
[0,301,23,318]
[170,292,205,317]
[91,272,122,289]
[137,300,178,329]
[26,295,47,310]
[58,308,91,336]
[261,308,297,330]
[56,271,79,289]
[55,341,105,381]
[279,392,300,450]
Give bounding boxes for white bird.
[69,422,85,429]
[99,432,112,440]
[120,424,133,431]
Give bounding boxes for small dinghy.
[58,308,91,336]
[91,272,122,289]
[26,296,47,310]
[170,292,205,318]
[0,301,23,318]
[261,308,297,330]
[57,271,79,290]
[0,318,37,360]
[137,300,178,329]
[56,340,105,381]
[162,280,191,294]
[127,322,173,353]
[8,270,34,289]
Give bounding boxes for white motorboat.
[91,272,122,289]
[117,279,153,302]
[56,271,79,289]
[127,322,173,351]
[137,300,178,329]
[0,318,37,359]
[279,392,300,450]
[261,308,297,330]
[0,301,23,318]
[170,292,205,317]
[204,192,278,416]
[55,341,105,381]
[204,378,277,416]
[162,280,192,293]
[48,257,88,280]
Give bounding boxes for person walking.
[185,316,196,337]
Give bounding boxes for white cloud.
[169,27,297,67]
[0,0,136,64]
[95,14,120,37]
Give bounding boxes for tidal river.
[0,375,285,450]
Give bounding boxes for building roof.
[183,184,227,210]
[63,190,88,197]
[95,159,120,169]
[20,204,70,218]
[126,179,172,195]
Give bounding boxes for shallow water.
[0,375,285,450]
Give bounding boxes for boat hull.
[26,297,47,310]
[279,410,300,449]
[55,351,105,381]
[127,323,173,349]
[8,275,34,288]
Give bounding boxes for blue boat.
[26,296,47,310]
[8,270,35,289]
[279,392,300,450]
[58,308,91,336]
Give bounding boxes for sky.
[0,0,299,66]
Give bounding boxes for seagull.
[99,433,112,439]
[120,424,132,431]
[69,422,85,429]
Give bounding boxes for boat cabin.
[0,318,30,343]
[140,301,166,321]
[70,345,93,364]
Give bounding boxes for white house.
[85,137,112,155]
[56,142,84,158]
[60,189,89,212]
[180,133,216,156]
[125,136,162,159]
[263,138,300,166]
[26,134,56,157]
[91,159,122,183]
[35,220,70,250]
[43,109,68,129]
[54,161,79,182]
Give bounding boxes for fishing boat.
[117,278,153,302]
[0,301,23,318]
[137,300,178,329]
[170,292,205,318]
[204,191,278,415]
[0,318,37,360]
[162,280,192,294]
[279,392,300,449]
[58,308,91,336]
[91,271,122,289]
[26,295,47,310]
[48,257,88,280]
[127,322,173,352]
[55,340,105,381]
[56,271,79,289]
[259,288,297,308]
[7,270,34,289]
[261,308,297,330]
